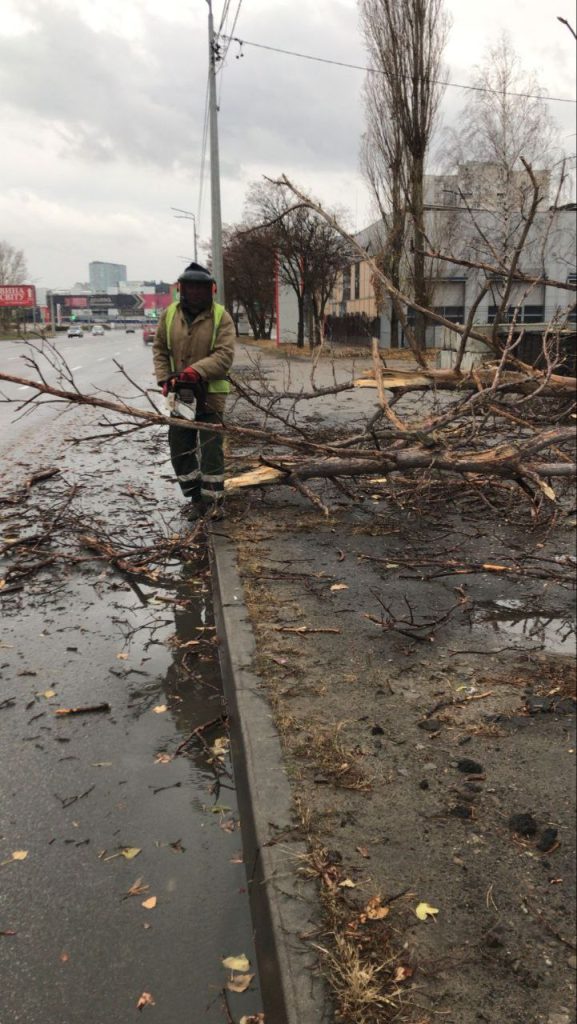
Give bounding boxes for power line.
[221,34,577,105]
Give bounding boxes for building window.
[488,305,544,324]
[354,262,360,300]
[342,268,351,302]
[434,305,465,324]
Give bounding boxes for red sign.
[0,284,36,308]
[65,296,88,308]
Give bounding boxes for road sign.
[0,285,36,307]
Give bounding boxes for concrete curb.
[209,528,330,1024]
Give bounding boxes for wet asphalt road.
[0,332,262,1023]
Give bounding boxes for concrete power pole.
[207,0,225,304]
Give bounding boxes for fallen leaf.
[240,1016,265,1024]
[365,897,389,920]
[230,852,244,864]
[393,965,413,984]
[223,954,250,973]
[154,753,172,765]
[136,992,155,1011]
[120,847,141,861]
[91,761,113,768]
[356,846,370,859]
[330,583,349,592]
[116,653,129,661]
[40,689,56,699]
[416,902,439,921]
[11,851,28,862]
[142,897,157,910]
[210,737,230,760]
[339,879,356,889]
[59,952,69,964]
[0,930,17,937]
[152,705,168,714]
[227,973,255,994]
[125,877,149,898]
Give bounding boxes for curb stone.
[209,528,330,1024]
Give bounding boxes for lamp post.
[171,207,199,263]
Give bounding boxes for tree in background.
[360,0,450,348]
[0,241,27,285]
[0,241,28,332]
[246,181,350,347]
[223,225,276,339]
[444,34,567,335]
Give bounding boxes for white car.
[92,325,105,336]
[67,326,83,338]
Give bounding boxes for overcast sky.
[1,0,575,288]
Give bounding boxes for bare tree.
[246,180,350,348]
[445,34,561,230]
[0,241,27,285]
[223,224,276,339]
[360,0,450,348]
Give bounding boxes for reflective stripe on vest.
[165,302,230,394]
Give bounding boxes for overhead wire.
[220,34,577,105]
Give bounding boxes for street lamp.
[171,207,198,263]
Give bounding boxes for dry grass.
[295,720,372,791]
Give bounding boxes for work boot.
[181,498,204,522]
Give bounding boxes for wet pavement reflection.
[0,563,262,1022]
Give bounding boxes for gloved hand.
[160,375,178,397]
[178,366,202,385]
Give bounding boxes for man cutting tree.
[153,262,235,520]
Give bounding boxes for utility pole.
[207,0,225,303]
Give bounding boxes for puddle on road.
[0,562,262,1024]
[475,598,576,655]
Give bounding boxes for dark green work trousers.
[168,410,224,506]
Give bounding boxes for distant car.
[92,325,104,336]
[67,326,83,338]
[142,324,157,345]
[125,326,136,333]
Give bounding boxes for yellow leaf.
[120,847,141,860]
[330,583,349,592]
[240,1016,265,1024]
[40,689,56,699]
[223,955,250,973]
[142,897,157,910]
[416,902,439,921]
[339,879,356,889]
[12,850,29,861]
[393,965,413,983]
[154,753,172,764]
[152,705,168,714]
[227,973,255,994]
[116,652,129,660]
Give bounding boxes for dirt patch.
[224,487,576,1024]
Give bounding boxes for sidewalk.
[215,346,577,1024]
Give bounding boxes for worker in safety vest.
[153,262,235,519]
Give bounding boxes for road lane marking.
[97,357,107,362]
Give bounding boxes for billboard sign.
[0,285,36,308]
